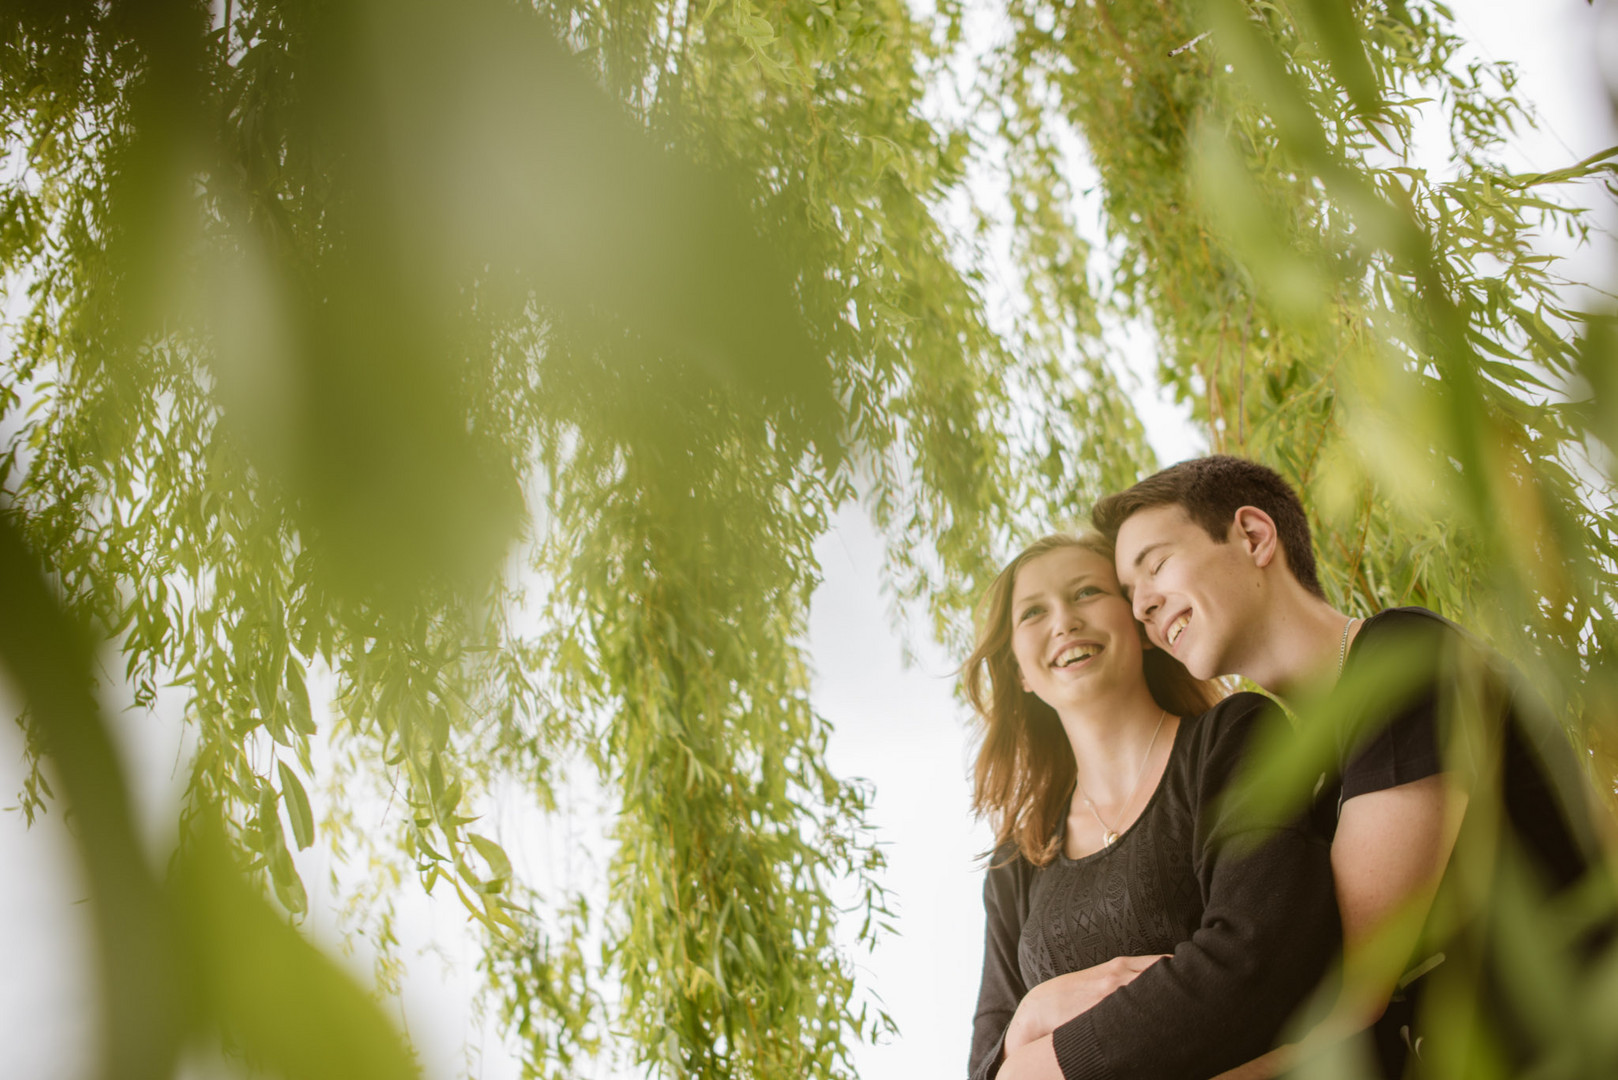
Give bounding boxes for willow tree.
[3,0,1615,1079]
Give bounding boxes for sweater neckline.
[1055,712,1190,866]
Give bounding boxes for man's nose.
[1132,588,1159,624]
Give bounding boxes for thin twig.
[1168,30,1211,58]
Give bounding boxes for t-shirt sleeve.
[970,853,1030,1080]
[1049,694,1341,1080]
[1338,611,1447,802]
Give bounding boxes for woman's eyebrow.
[1013,573,1099,607]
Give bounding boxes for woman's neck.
[1056,686,1172,804]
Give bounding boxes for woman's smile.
[1010,546,1145,710]
[1052,641,1102,668]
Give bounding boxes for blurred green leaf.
[172,816,419,1080]
[1293,0,1383,118]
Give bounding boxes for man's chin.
[1178,648,1218,682]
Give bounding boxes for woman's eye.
[1074,586,1102,600]
[1018,605,1043,622]
[1152,557,1168,574]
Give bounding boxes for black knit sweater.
[969,692,1340,1080]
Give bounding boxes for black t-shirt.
[1339,606,1597,887]
[1334,607,1602,1076]
[969,692,1340,1080]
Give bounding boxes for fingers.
[1114,953,1166,973]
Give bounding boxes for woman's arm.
[969,855,1032,1080]
[1003,955,1168,1056]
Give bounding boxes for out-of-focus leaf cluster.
[0,514,422,1080]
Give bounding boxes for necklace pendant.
[1102,830,1119,846]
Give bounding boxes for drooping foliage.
[2,1,1615,1079]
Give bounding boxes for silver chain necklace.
[1075,709,1168,847]
[1338,615,1358,678]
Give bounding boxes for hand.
[1004,954,1170,1055]
[998,1034,1063,1080]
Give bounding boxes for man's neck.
[1233,589,1355,700]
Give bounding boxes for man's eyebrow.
[1129,541,1170,569]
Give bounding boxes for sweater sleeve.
[1051,694,1341,1080]
[969,852,1030,1080]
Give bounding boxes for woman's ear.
[1232,505,1280,569]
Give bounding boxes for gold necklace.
[1075,709,1167,847]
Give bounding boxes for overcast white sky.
[3,3,1615,1079]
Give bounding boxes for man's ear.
[1231,505,1280,569]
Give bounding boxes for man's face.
[1113,503,1261,681]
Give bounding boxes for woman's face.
[1009,544,1149,714]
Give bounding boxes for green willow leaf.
[285,656,315,737]
[278,761,316,852]
[468,832,513,882]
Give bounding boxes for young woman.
[965,533,1339,1080]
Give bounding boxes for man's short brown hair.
[1091,455,1325,599]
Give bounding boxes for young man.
[1093,455,1602,1078]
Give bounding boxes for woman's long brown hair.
[965,532,1225,867]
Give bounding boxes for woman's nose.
[1053,600,1084,632]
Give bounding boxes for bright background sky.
[2,2,1615,1078]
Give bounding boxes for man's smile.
[1165,611,1191,648]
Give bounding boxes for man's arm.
[1044,696,1343,1080]
[1329,774,1466,1024]
[1207,774,1468,1080]
[1004,955,1168,1056]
